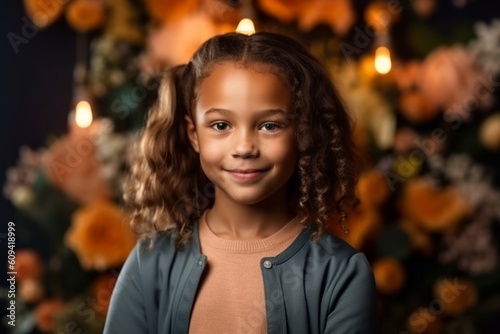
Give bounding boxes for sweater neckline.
[198,211,305,253]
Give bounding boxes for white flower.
[469,19,500,75]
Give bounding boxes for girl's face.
[186,61,297,206]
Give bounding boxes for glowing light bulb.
[374,46,392,74]
[75,100,93,128]
[236,18,255,35]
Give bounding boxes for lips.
[223,168,269,182]
[228,168,267,173]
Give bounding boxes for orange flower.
[412,0,438,18]
[23,0,65,28]
[406,307,442,334]
[298,0,356,35]
[399,219,434,255]
[393,61,421,91]
[372,257,406,295]
[257,0,305,21]
[398,91,439,123]
[364,0,401,33]
[42,133,111,205]
[66,0,106,32]
[65,200,136,270]
[357,170,390,209]
[146,11,222,66]
[145,0,202,22]
[329,207,382,250]
[91,273,117,315]
[433,278,478,316]
[329,169,389,250]
[258,0,355,35]
[15,249,45,281]
[400,179,471,232]
[35,299,65,333]
[329,170,389,250]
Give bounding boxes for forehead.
[198,61,290,90]
[195,61,292,112]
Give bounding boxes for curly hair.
[124,32,359,249]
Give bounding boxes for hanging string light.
[363,1,397,76]
[371,28,393,76]
[75,100,93,128]
[236,18,255,35]
[374,46,392,74]
[69,32,94,133]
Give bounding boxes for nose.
[231,130,259,158]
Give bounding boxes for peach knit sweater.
[189,213,304,334]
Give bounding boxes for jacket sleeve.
[104,244,149,334]
[324,252,377,334]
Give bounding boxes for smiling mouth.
[227,168,268,173]
[223,168,270,182]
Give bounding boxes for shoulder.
[295,230,374,284]
[131,231,197,275]
[137,232,178,257]
[302,230,363,265]
[299,231,375,301]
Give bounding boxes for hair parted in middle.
[124,32,360,249]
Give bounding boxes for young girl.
[104,32,376,334]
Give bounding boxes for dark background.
[2,2,76,326]
[2,0,77,256]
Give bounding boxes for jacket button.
[263,260,272,269]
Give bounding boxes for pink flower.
[393,128,419,153]
[419,46,493,118]
[14,249,45,281]
[42,133,111,205]
[91,273,118,315]
[35,299,65,332]
[19,279,45,304]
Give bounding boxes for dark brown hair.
[124,32,359,249]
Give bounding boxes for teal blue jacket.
[104,224,376,333]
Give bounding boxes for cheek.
[265,136,297,168]
[198,138,225,165]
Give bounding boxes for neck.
[206,186,295,240]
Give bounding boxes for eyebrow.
[204,108,288,116]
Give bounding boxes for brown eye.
[260,123,281,132]
[211,122,230,131]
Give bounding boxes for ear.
[185,115,200,153]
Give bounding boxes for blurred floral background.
[1,0,500,333]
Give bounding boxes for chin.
[228,193,268,206]
[223,186,287,206]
